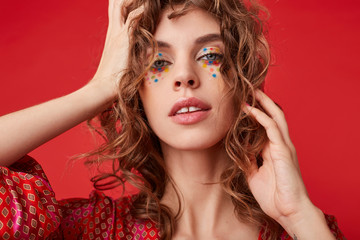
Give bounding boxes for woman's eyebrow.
[195,33,222,45]
[157,41,171,48]
[155,33,222,49]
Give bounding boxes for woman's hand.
[88,0,144,101]
[0,0,144,166]
[245,90,335,239]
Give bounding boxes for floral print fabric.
[0,156,346,239]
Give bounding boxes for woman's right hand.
[89,0,144,101]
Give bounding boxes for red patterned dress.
[0,156,346,240]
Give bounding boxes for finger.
[105,0,144,47]
[243,104,286,146]
[104,0,123,48]
[254,90,293,148]
[254,90,289,136]
[252,91,298,168]
[108,0,126,30]
[244,104,301,172]
[124,5,145,31]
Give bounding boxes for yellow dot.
[164,68,169,72]
[202,63,207,68]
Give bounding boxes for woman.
[0,0,345,239]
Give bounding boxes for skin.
[0,0,336,239]
[139,7,233,151]
[139,7,257,239]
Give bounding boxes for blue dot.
[158,68,162,71]
[212,74,217,78]
[158,53,163,56]
[209,61,213,64]
[203,48,207,51]
[154,79,158,82]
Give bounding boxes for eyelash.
[150,52,223,70]
[198,53,224,62]
[151,59,170,69]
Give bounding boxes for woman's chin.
[159,135,224,152]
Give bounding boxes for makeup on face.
[198,46,223,78]
[145,53,170,85]
[145,46,223,85]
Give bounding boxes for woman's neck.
[160,142,259,239]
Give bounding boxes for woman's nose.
[173,63,200,90]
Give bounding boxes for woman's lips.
[169,97,211,125]
[170,111,210,125]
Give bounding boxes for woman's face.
[139,6,234,151]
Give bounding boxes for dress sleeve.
[48,191,160,239]
[324,214,347,240]
[48,191,116,239]
[0,155,61,239]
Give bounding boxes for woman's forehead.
[154,6,221,45]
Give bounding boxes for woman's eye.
[151,60,168,68]
[200,53,223,62]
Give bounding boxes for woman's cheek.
[145,66,170,85]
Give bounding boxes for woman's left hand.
[244,89,315,227]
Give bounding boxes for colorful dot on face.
[212,74,217,78]
[158,53,163,57]
[210,68,214,72]
[203,63,207,68]
[150,66,168,73]
[151,75,155,79]
[203,48,207,51]
[154,79,158,83]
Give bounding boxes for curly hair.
[84,0,283,239]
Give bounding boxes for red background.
[1,0,359,238]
